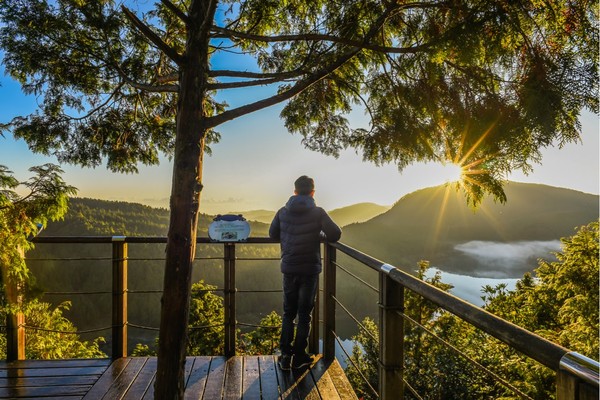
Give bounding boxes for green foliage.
[0,164,77,284]
[130,282,282,357]
[238,311,281,355]
[345,225,599,399]
[18,300,106,359]
[187,280,226,356]
[0,1,596,203]
[131,343,155,357]
[0,165,107,359]
[482,222,599,358]
[345,317,378,400]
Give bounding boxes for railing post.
[379,265,404,399]
[224,243,236,357]
[112,236,127,359]
[322,243,336,361]
[557,352,600,400]
[309,276,320,355]
[5,246,25,361]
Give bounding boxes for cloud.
[202,196,245,205]
[453,240,562,278]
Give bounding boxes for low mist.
[453,240,561,278]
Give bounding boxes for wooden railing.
[7,236,599,400]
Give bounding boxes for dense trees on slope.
[346,222,599,399]
[1,0,597,395]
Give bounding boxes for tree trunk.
[154,1,214,398]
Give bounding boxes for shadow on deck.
[0,355,358,399]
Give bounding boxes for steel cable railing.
[323,241,600,400]
[10,236,598,399]
[398,310,533,400]
[332,330,379,399]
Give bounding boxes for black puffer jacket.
[269,195,342,275]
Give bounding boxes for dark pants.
[280,273,319,357]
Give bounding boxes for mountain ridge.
[340,181,598,277]
[41,182,598,279]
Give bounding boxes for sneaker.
[292,354,314,369]
[278,354,291,370]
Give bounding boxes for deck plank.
[0,358,109,399]
[0,365,107,379]
[103,357,147,399]
[276,365,299,399]
[82,357,132,400]
[310,358,341,400]
[223,356,243,400]
[0,355,357,399]
[2,359,110,369]
[0,374,98,388]
[183,357,211,400]
[0,383,90,398]
[201,356,226,399]
[291,366,321,400]
[325,360,359,400]
[257,356,281,400]
[241,356,261,400]
[123,357,156,400]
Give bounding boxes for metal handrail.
[329,241,600,393]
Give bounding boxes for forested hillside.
[228,202,389,226]
[26,184,598,351]
[341,182,599,277]
[43,197,270,237]
[328,202,390,226]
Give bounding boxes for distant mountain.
[340,182,598,278]
[231,203,389,226]
[328,202,390,226]
[42,183,598,279]
[228,209,275,225]
[32,183,598,343]
[43,197,271,237]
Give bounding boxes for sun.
[440,163,464,183]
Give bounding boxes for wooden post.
[112,237,128,359]
[2,248,25,361]
[557,352,600,400]
[5,247,25,361]
[309,280,320,354]
[322,243,336,361]
[379,265,404,399]
[224,243,236,357]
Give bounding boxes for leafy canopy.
[347,223,599,399]
[0,164,77,283]
[0,165,105,359]
[0,0,597,203]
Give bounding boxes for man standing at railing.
[269,175,342,370]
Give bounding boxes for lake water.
[335,240,563,367]
[431,239,562,305]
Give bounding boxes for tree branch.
[207,76,289,90]
[205,3,399,129]
[156,68,307,83]
[161,0,190,26]
[121,5,184,66]
[211,26,428,54]
[210,69,305,79]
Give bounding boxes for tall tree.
[0,0,597,397]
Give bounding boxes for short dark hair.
[294,175,314,195]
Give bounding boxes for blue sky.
[0,5,598,215]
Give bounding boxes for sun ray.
[456,123,496,167]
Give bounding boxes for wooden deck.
[0,355,358,399]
